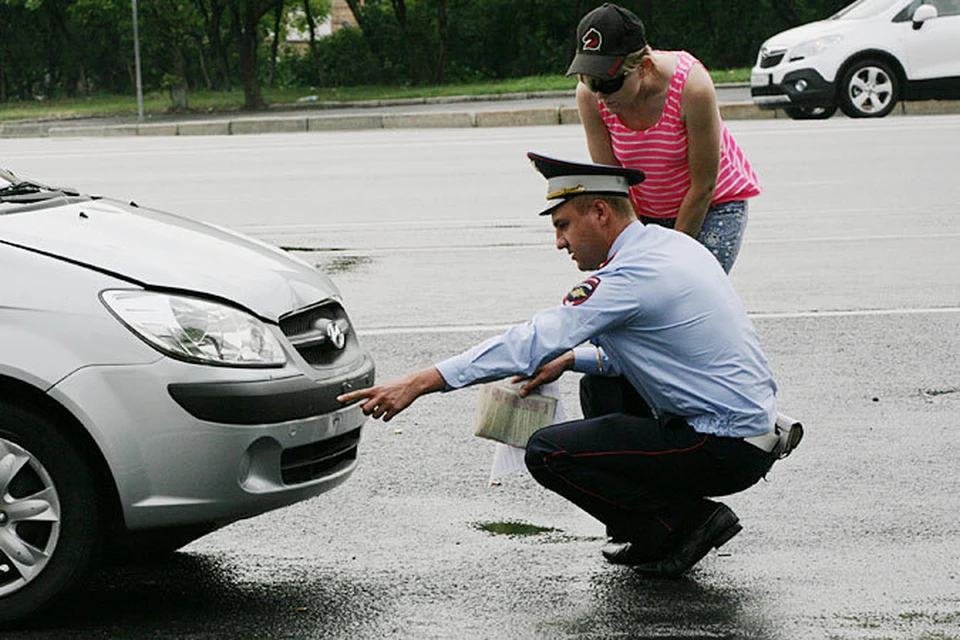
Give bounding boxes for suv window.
[895,0,960,20]
[929,0,960,16]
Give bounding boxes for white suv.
[750,0,960,119]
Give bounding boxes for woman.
[568,3,761,273]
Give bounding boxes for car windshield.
[830,0,909,19]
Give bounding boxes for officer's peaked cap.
[527,152,644,216]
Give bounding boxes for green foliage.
[619,0,852,69]
[0,0,853,105]
[312,27,384,86]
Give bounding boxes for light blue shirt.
[435,222,777,437]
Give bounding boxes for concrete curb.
[4,97,959,139]
[282,89,579,111]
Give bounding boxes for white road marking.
[357,306,960,336]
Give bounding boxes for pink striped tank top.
[598,51,761,219]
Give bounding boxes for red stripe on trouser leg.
[572,436,709,460]
[539,435,709,509]
[537,437,709,531]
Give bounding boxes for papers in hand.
[473,381,558,448]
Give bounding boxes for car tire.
[784,105,838,120]
[838,59,899,118]
[0,405,102,623]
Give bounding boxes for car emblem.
[325,321,346,350]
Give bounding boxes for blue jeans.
[641,200,749,274]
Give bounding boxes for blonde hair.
[620,46,653,74]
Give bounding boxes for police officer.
[338,152,788,576]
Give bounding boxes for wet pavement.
[0,117,958,638]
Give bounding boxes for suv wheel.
[784,105,838,120]
[838,59,899,118]
[0,406,102,623]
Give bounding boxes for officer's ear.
[591,198,614,225]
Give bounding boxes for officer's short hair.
[572,194,636,219]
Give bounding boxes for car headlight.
[788,35,843,61]
[102,290,287,367]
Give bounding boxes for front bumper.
[751,68,835,109]
[50,352,374,530]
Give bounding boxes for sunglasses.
[580,70,629,95]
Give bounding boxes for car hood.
[761,19,859,49]
[0,198,337,322]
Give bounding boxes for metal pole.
[132,0,144,121]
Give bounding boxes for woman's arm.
[576,83,620,166]
[675,63,721,238]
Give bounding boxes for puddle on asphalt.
[920,387,959,403]
[278,246,374,275]
[474,521,604,544]
[921,387,958,397]
[474,521,558,537]
[319,255,373,274]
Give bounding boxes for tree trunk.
[169,46,190,110]
[344,0,386,66]
[44,2,84,97]
[302,0,318,59]
[268,0,283,86]
[229,0,276,110]
[391,0,407,29]
[195,0,233,91]
[193,33,214,89]
[436,0,448,83]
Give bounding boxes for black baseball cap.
[566,3,647,78]
[528,152,644,216]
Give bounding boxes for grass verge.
[0,69,751,123]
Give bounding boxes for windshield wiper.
[0,181,44,197]
[0,180,80,203]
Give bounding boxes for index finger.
[337,386,376,404]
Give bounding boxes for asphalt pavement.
[1,119,957,639]
[2,83,960,138]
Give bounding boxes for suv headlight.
[789,35,843,61]
[102,290,287,367]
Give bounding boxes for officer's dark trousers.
[524,375,774,555]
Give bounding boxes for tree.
[227,0,283,110]
[192,0,234,91]
[0,0,858,108]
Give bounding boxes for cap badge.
[582,28,602,52]
[546,184,585,200]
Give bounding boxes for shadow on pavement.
[5,552,386,638]
[553,566,777,638]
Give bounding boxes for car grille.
[279,301,355,367]
[759,50,785,68]
[281,427,361,484]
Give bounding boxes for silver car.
[0,168,374,622]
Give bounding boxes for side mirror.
[912,4,938,30]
